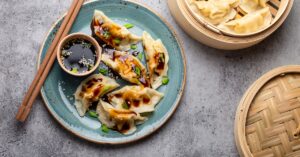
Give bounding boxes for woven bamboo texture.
[245,74,300,157]
[235,66,300,157]
[234,65,300,157]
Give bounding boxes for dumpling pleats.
[96,100,146,135]
[239,0,269,13]
[142,32,169,89]
[108,86,164,114]
[190,0,239,25]
[101,50,150,87]
[74,74,120,116]
[218,7,272,35]
[91,10,141,51]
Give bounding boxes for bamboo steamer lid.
[167,0,294,50]
[235,65,300,157]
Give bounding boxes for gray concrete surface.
[0,0,299,156]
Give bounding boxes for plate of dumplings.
[38,0,186,144]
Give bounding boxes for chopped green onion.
[124,23,134,29]
[122,102,129,109]
[71,68,78,73]
[162,76,169,85]
[102,86,111,94]
[101,124,110,133]
[88,110,98,118]
[113,38,121,44]
[131,44,137,50]
[134,66,141,76]
[103,31,111,39]
[88,64,94,71]
[137,52,143,61]
[159,53,165,63]
[99,68,108,75]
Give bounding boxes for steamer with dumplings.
[168,0,294,50]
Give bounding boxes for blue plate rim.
[37,0,186,144]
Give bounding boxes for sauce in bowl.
[61,39,96,73]
[57,33,102,76]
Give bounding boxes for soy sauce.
[61,39,96,74]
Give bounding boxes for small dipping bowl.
[57,33,102,77]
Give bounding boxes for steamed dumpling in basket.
[218,7,272,35]
[190,0,240,25]
[239,0,269,13]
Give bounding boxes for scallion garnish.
[162,76,169,85]
[101,124,110,133]
[159,53,165,63]
[122,102,129,109]
[102,86,111,94]
[88,110,98,118]
[124,23,134,29]
[113,38,121,44]
[103,31,111,39]
[99,68,108,75]
[71,68,78,73]
[134,66,141,76]
[137,52,143,61]
[131,44,137,50]
[88,64,94,71]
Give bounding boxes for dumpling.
[108,86,164,114]
[218,7,272,35]
[101,50,150,87]
[96,100,146,135]
[190,0,239,25]
[91,10,141,51]
[142,32,169,89]
[240,0,269,13]
[74,74,120,116]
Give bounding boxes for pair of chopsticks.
[16,0,85,122]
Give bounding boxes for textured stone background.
[0,0,298,156]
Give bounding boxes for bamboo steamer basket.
[235,65,300,157]
[167,0,294,50]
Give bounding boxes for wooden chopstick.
[18,0,86,121]
[15,0,79,121]
[16,0,85,122]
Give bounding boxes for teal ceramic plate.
[38,0,186,144]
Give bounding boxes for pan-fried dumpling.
[102,50,150,87]
[91,10,141,51]
[96,100,146,135]
[190,0,239,25]
[108,86,164,114]
[142,32,169,89]
[218,7,272,35]
[240,0,269,13]
[74,74,120,116]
